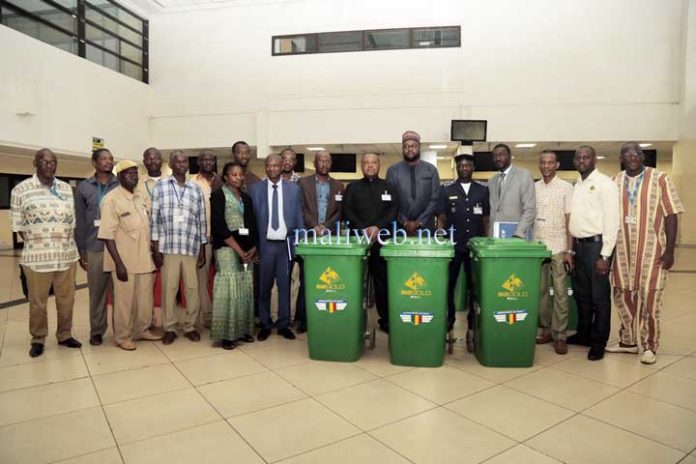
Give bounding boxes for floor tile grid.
[501,357,694,460]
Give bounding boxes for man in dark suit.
[437,154,490,351]
[296,151,345,332]
[487,143,536,238]
[249,154,304,341]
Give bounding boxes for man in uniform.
[487,143,536,238]
[191,150,223,329]
[11,149,82,357]
[607,142,684,364]
[533,150,574,355]
[99,160,162,350]
[75,148,118,346]
[387,130,440,234]
[436,154,489,351]
[342,153,399,333]
[568,146,619,361]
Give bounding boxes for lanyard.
[625,169,645,207]
[97,183,108,208]
[145,181,153,200]
[172,180,187,207]
[48,179,65,201]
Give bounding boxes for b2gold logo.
[316,267,345,290]
[401,272,432,298]
[498,273,528,299]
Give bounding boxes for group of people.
[10,131,683,366]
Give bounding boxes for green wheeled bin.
[296,236,370,362]
[381,238,454,367]
[469,238,551,367]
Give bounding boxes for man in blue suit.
[249,154,304,341]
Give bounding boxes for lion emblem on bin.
[501,274,523,292]
[404,272,426,291]
[319,267,340,285]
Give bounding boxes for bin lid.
[380,238,455,258]
[295,235,370,256]
[468,237,551,258]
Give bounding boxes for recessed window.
[1,0,148,83]
[273,26,459,56]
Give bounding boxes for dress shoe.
[29,343,44,358]
[58,337,82,349]
[641,349,657,364]
[222,339,236,350]
[587,346,605,361]
[278,328,296,340]
[138,331,163,341]
[257,328,271,341]
[239,334,254,343]
[536,333,553,345]
[89,335,103,346]
[554,339,568,355]
[605,342,639,354]
[162,331,177,345]
[297,323,307,334]
[567,334,591,346]
[466,329,474,353]
[118,340,136,351]
[185,331,201,342]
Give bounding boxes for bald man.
[11,149,82,357]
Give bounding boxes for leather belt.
[575,234,602,243]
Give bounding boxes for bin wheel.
[446,330,455,355]
[365,327,376,350]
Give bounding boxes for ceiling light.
[436,156,450,160]
[307,147,325,151]
[515,143,536,148]
[639,143,653,148]
[597,156,606,160]
[429,144,448,149]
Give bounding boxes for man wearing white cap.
[99,160,162,350]
[387,130,441,234]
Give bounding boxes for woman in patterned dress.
[210,162,258,349]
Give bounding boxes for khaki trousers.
[87,251,113,337]
[538,252,570,341]
[113,272,154,344]
[196,243,213,326]
[23,262,77,344]
[161,254,199,333]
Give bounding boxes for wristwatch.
[600,255,609,261]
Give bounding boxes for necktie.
[409,165,416,200]
[498,172,506,200]
[271,184,279,230]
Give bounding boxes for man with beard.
[11,149,82,357]
[191,150,223,329]
[232,141,261,192]
[137,147,164,214]
[75,148,119,346]
[567,146,619,361]
[487,143,536,238]
[607,142,683,364]
[99,161,162,350]
[386,130,440,235]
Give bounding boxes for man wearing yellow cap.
[98,160,162,350]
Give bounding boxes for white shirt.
[266,180,288,240]
[534,176,573,255]
[569,169,620,257]
[460,182,471,195]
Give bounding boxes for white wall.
[0,26,150,160]
[149,0,686,149]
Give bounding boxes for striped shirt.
[10,174,79,272]
[533,176,573,255]
[150,176,207,256]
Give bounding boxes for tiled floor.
[0,250,696,463]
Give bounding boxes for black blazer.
[210,187,257,251]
